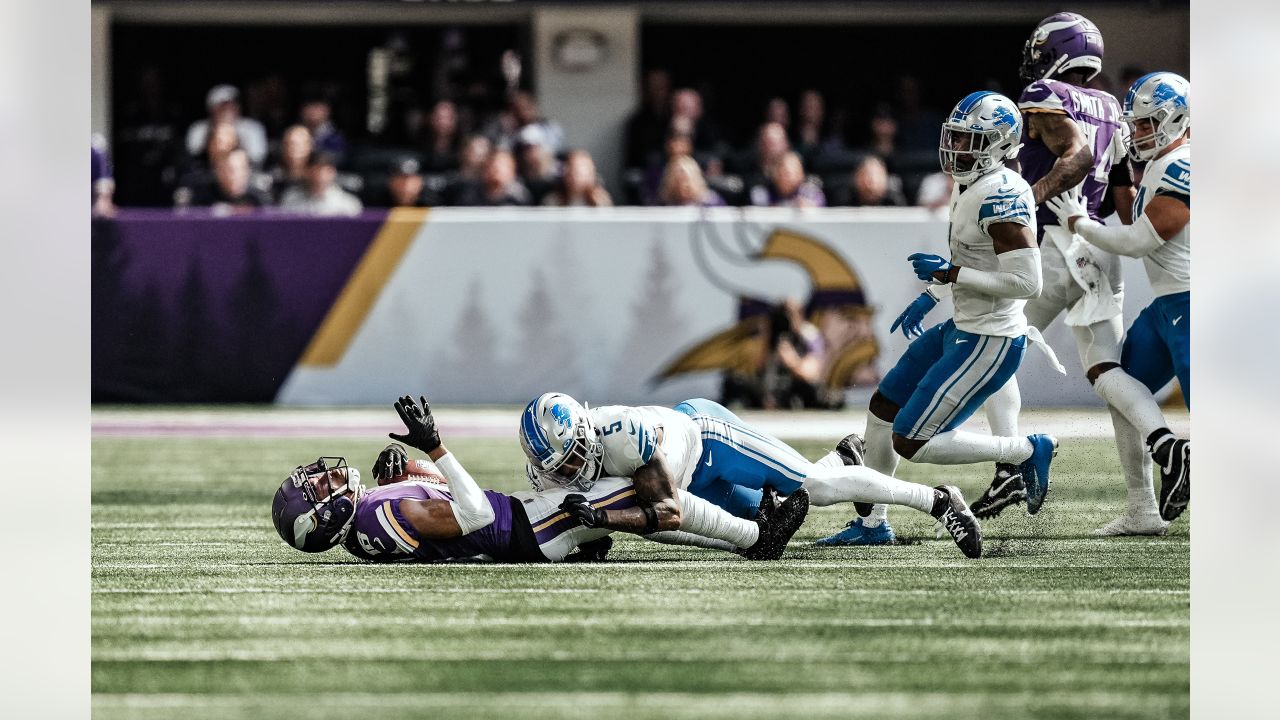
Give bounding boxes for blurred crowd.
[92,64,1150,216]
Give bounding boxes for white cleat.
[1094,513,1169,537]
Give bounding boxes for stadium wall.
[91,208,1159,407]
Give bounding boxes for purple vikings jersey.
[342,481,514,563]
[1017,79,1126,238]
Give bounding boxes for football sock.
[984,377,1021,437]
[644,530,737,553]
[860,413,900,527]
[911,429,1034,465]
[676,490,760,549]
[1093,368,1167,439]
[803,464,936,514]
[1111,406,1159,517]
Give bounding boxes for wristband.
[642,505,660,534]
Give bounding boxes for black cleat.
[835,433,873,517]
[755,484,779,524]
[563,536,613,563]
[970,463,1027,519]
[1155,438,1190,521]
[741,488,810,561]
[932,485,983,559]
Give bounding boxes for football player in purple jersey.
[271,395,809,564]
[960,12,1170,527]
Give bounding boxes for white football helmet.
[1122,71,1190,162]
[519,392,603,492]
[939,91,1023,184]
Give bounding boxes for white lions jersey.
[589,405,702,490]
[1133,143,1190,297]
[947,168,1038,337]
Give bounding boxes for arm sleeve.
[432,452,496,534]
[955,247,1042,299]
[924,283,953,301]
[1073,214,1165,258]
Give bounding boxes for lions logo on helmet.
[1019,12,1105,83]
[939,91,1023,184]
[271,457,364,553]
[1122,71,1190,162]
[519,392,604,492]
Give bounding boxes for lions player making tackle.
[272,395,812,564]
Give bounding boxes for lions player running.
[817,91,1059,547]
[272,395,807,563]
[519,391,984,558]
[938,11,1165,523]
[1045,72,1191,528]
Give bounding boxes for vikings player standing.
[817,92,1061,547]
[272,395,808,563]
[519,389,985,558]
[948,12,1167,525]
[1046,72,1191,528]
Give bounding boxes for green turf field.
[92,434,1188,720]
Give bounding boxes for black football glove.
[561,493,607,529]
[372,443,408,484]
[389,394,442,454]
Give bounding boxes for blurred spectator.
[625,68,672,169]
[442,134,493,204]
[868,105,898,161]
[173,120,243,206]
[543,150,612,207]
[837,155,908,207]
[115,65,184,206]
[750,152,825,208]
[517,137,559,204]
[765,97,790,129]
[246,73,292,139]
[451,149,532,206]
[659,155,725,207]
[669,88,722,155]
[186,148,272,213]
[185,84,268,166]
[299,95,347,163]
[92,134,117,217]
[914,170,954,211]
[738,121,791,189]
[486,90,565,154]
[889,75,943,155]
[387,157,429,207]
[792,89,844,162]
[420,100,462,173]
[268,125,313,201]
[639,131,694,205]
[279,151,363,216]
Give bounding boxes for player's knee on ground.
[892,433,926,460]
[869,391,900,423]
[1086,361,1122,385]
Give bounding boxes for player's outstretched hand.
[390,394,442,454]
[561,494,606,529]
[1044,185,1087,232]
[907,253,954,283]
[890,292,938,339]
[372,443,408,485]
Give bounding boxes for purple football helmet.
[271,457,364,553]
[1019,12,1104,83]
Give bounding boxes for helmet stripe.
[521,402,554,462]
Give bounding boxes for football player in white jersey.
[1045,72,1191,529]
[816,91,1060,547]
[519,391,986,558]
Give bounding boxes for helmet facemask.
[940,125,1002,184]
[283,457,364,552]
[1123,106,1189,162]
[532,424,603,492]
[520,394,604,492]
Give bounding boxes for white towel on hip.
[1043,224,1122,327]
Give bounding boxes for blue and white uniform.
[882,170,1036,439]
[1123,143,1190,404]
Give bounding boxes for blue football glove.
[907,253,954,283]
[889,292,937,339]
